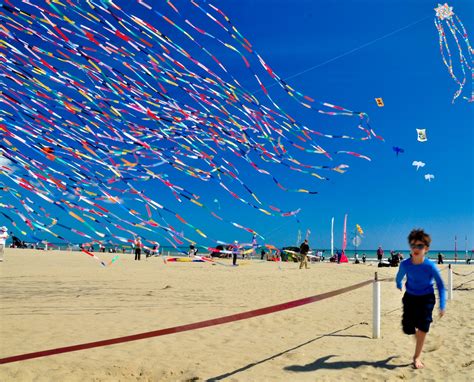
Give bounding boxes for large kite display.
[0,0,381,248]
[434,3,473,103]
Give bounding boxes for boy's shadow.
[284,355,411,372]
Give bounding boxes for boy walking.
[396,229,446,369]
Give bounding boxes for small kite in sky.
[412,161,426,170]
[375,98,384,107]
[434,3,473,102]
[424,174,435,182]
[417,129,428,142]
[392,146,405,156]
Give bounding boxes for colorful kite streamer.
[0,0,382,247]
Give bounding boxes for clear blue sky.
[1,0,473,250]
[219,0,474,250]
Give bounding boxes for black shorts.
[402,292,436,334]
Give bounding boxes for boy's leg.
[413,329,427,369]
[402,293,416,335]
[411,293,435,369]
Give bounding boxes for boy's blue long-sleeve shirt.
[396,258,446,310]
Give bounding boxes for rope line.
[452,270,474,277]
[253,14,431,94]
[0,279,373,365]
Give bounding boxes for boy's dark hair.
[408,229,431,247]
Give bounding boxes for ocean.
[337,249,472,261]
[22,243,473,261]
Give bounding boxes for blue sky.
[1,0,473,250]
[219,0,474,249]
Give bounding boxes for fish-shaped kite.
[412,161,426,170]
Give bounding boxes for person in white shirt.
[0,226,9,262]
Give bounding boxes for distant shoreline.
[4,247,472,262]
[5,242,472,254]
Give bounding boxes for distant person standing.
[232,241,240,266]
[260,249,266,260]
[377,246,384,263]
[299,239,310,269]
[316,250,323,262]
[134,237,142,261]
[0,226,9,262]
[250,234,258,260]
[437,252,444,264]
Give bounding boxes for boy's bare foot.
[413,358,424,369]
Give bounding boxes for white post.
[448,264,453,300]
[373,272,381,339]
[45,242,48,251]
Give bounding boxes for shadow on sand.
[206,323,373,381]
[284,355,411,372]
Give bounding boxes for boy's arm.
[395,262,406,290]
[432,263,446,311]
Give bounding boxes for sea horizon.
[9,243,473,260]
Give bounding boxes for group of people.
[132,237,160,261]
[81,243,127,254]
[0,227,26,262]
[376,246,404,267]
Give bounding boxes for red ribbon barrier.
[0,279,373,364]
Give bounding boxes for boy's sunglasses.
[410,244,425,250]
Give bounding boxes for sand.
[0,248,472,381]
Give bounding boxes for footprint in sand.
[424,335,443,352]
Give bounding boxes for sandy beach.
[0,249,472,381]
